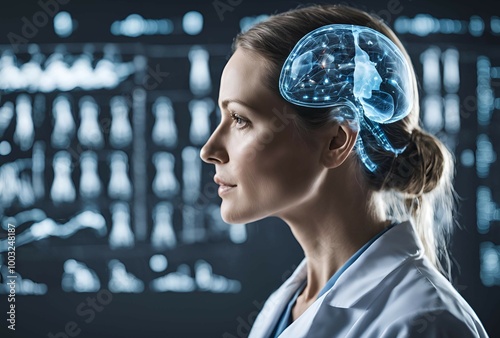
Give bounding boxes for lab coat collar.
[249,259,308,338]
[324,219,423,308]
[249,220,423,338]
[280,220,422,308]
[287,220,423,337]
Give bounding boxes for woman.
[200,4,488,337]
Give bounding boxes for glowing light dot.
[149,255,168,272]
[183,11,204,35]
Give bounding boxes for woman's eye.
[230,112,249,129]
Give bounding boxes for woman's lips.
[214,175,236,187]
[218,185,236,195]
[214,175,236,196]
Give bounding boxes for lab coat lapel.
[278,291,366,338]
[248,258,308,338]
[324,220,422,309]
[278,220,422,338]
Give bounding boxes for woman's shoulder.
[321,219,489,337]
[371,255,488,337]
[378,305,488,337]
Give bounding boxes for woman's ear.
[322,121,358,169]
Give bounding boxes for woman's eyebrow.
[219,99,257,111]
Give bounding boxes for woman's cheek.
[236,131,268,162]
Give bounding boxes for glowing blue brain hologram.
[279,24,414,172]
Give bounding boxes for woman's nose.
[200,132,228,164]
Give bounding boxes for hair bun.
[387,128,445,196]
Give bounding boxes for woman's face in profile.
[200,48,324,224]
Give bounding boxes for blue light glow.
[183,11,204,35]
[279,24,413,172]
[111,14,173,37]
[54,11,73,38]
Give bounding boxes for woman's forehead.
[220,49,265,90]
[219,49,281,112]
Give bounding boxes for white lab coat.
[248,220,489,338]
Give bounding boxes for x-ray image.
[188,46,212,96]
[0,159,36,208]
[79,151,102,199]
[77,96,104,149]
[38,49,74,92]
[151,202,177,249]
[21,45,45,92]
[0,2,496,338]
[181,204,205,244]
[109,96,133,148]
[150,263,197,293]
[108,259,144,293]
[32,141,45,199]
[189,98,214,145]
[51,95,75,148]
[182,146,202,203]
[0,101,14,137]
[0,209,107,252]
[152,152,179,198]
[107,151,133,200]
[0,51,25,91]
[152,96,178,148]
[50,151,76,203]
[62,259,101,293]
[194,260,241,293]
[0,37,244,302]
[148,258,241,294]
[0,45,135,92]
[0,256,48,295]
[13,94,35,151]
[70,46,96,90]
[108,202,135,249]
[1,208,47,230]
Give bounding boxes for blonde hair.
[233,3,459,278]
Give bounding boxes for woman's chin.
[221,211,246,225]
[220,206,262,225]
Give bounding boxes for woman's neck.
[279,170,390,303]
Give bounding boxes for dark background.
[0,0,499,337]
